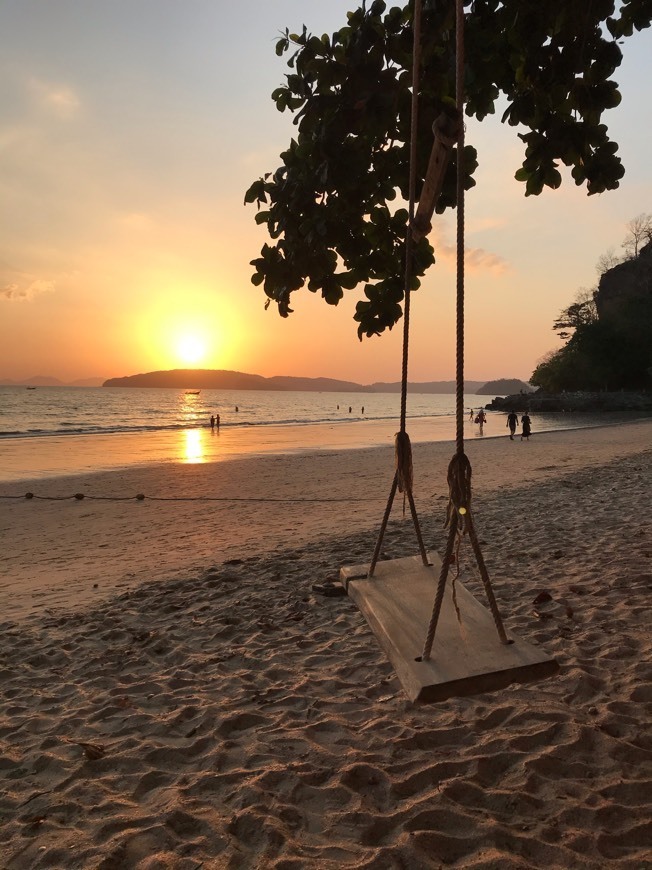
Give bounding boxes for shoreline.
[0,412,649,484]
[1,419,650,623]
[0,422,650,868]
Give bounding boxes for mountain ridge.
[1,369,532,395]
[102,369,530,394]
[0,375,106,387]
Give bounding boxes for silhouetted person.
[210,415,215,431]
[506,410,518,440]
[521,413,531,441]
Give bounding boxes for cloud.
[30,79,81,119]
[465,247,510,273]
[1,279,55,301]
[431,227,509,274]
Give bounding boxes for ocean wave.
[0,412,449,440]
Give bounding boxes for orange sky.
[1,2,651,384]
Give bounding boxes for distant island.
[102,368,533,394]
[0,369,534,395]
[475,378,535,395]
[0,376,105,387]
[103,369,368,392]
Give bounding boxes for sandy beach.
[1,420,651,868]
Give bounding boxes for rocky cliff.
[487,391,652,412]
[596,240,652,322]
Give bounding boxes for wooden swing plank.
[340,552,559,703]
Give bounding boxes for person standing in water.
[506,410,518,440]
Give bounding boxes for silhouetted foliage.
[552,291,598,340]
[596,246,621,275]
[246,1,651,339]
[532,228,652,391]
[621,212,652,259]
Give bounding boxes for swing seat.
[340,552,559,703]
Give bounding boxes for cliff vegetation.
[531,215,652,392]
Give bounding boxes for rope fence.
[0,492,387,504]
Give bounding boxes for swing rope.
[399,0,422,437]
[368,0,510,656]
[421,0,508,660]
[368,0,428,576]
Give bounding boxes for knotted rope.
[395,430,414,494]
[368,0,428,575]
[421,0,508,660]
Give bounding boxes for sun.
[175,333,207,366]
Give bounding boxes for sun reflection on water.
[181,428,206,464]
[180,391,202,426]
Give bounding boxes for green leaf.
[544,167,562,189]
[245,0,651,339]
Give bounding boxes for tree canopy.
[551,290,598,340]
[245,0,652,339]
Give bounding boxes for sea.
[0,385,643,482]
[0,385,467,439]
[1,385,640,441]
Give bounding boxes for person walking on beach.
[506,410,518,440]
[210,415,215,431]
[521,412,532,441]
